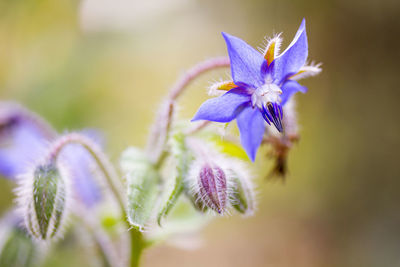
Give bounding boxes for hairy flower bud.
[198,164,227,214]
[184,138,257,215]
[187,160,228,214]
[229,168,256,216]
[17,161,69,241]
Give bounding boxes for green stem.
[129,229,143,267]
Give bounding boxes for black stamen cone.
[262,103,283,132]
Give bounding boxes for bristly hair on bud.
[185,139,256,216]
[186,159,229,215]
[227,161,256,216]
[15,159,71,241]
[199,163,227,214]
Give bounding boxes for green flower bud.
[229,169,256,216]
[17,161,69,241]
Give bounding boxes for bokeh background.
[1,0,400,266]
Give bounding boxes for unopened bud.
[185,139,256,215]
[198,164,227,214]
[229,168,256,216]
[17,161,69,240]
[187,161,228,214]
[185,191,208,212]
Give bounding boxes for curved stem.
[167,56,230,100]
[48,133,126,211]
[146,57,230,163]
[185,120,211,135]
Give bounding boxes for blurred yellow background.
[1,0,400,266]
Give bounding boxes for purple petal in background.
[236,106,266,161]
[0,118,48,178]
[0,111,104,207]
[61,144,102,207]
[60,129,104,207]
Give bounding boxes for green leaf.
[157,133,193,226]
[120,147,160,231]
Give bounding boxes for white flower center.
[251,81,282,109]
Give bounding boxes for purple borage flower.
[192,19,321,161]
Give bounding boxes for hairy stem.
[167,56,230,100]
[185,120,211,135]
[146,57,230,163]
[48,133,125,211]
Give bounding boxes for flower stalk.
[146,57,230,164]
[47,133,125,212]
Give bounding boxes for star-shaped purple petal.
[281,80,308,105]
[272,18,308,84]
[222,32,265,88]
[192,88,250,123]
[236,107,266,161]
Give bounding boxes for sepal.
[229,168,256,215]
[157,132,193,226]
[120,147,160,231]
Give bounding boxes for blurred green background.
[1,0,400,266]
